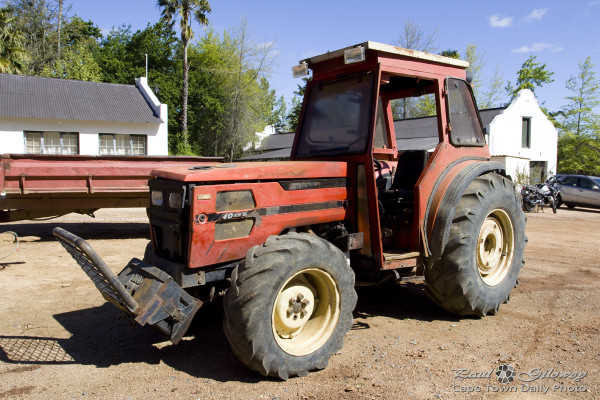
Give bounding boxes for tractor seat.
[379,150,428,202]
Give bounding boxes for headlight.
[151,190,163,206]
[169,192,183,209]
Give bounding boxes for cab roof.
[301,41,469,69]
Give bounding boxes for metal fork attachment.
[53,227,202,344]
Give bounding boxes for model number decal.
[197,200,345,224]
[222,211,248,220]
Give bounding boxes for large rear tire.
[425,173,526,316]
[223,233,357,380]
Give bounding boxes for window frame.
[522,117,532,149]
[445,78,485,147]
[99,133,147,156]
[294,72,375,159]
[580,178,597,190]
[24,131,79,155]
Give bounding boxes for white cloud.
[522,8,549,23]
[489,14,514,28]
[511,42,564,53]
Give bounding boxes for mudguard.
[426,161,506,263]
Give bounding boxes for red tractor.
[55,41,526,380]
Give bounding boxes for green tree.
[41,40,100,80]
[185,22,278,160]
[96,21,181,152]
[0,6,26,73]
[267,95,288,133]
[505,55,554,101]
[439,49,460,59]
[556,57,600,175]
[157,0,211,154]
[186,29,232,156]
[41,16,101,80]
[557,133,600,175]
[4,0,61,74]
[223,18,277,161]
[559,57,600,137]
[286,78,308,132]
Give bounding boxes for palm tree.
[0,6,25,74]
[157,0,211,153]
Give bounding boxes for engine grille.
[279,178,350,191]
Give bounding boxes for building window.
[522,117,531,148]
[24,131,79,154]
[99,134,147,155]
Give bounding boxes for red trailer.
[0,153,221,222]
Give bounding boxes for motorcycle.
[520,177,561,214]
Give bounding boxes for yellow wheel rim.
[272,268,340,356]
[477,209,515,286]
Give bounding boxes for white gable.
[486,89,558,180]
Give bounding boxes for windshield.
[294,73,374,158]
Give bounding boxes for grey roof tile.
[0,74,161,123]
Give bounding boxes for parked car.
[555,174,600,209]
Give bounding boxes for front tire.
[556,194,563,208]
[522,196,536,212]
[425,173,526,316]
[223,233,357,380]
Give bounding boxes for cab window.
[446,78,484,146]
[295,73,374,158]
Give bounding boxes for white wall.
[0,116,166,155]
[136,77,168,155]
[1,77,168,156]
[244,124,276,151]
[491,156,530,180]
[487,89,558,178]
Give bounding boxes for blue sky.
[70,1,600,113]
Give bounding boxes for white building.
[484,89,558,183]
[0,74,168,156]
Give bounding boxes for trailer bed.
[1,153,221,222]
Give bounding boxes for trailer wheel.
[425,173,526,316]
[223,233,357,380]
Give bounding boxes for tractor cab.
[291,42,489,274]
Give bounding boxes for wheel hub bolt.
[286,293,312,319]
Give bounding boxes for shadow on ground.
[3,222,150,242]
[352,282,467,327]
[0,303,260,383]
[0,282,471,382]
[559,206,600,215]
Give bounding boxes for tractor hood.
[151,161,350,182]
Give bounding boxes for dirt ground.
[1,205,599,399]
